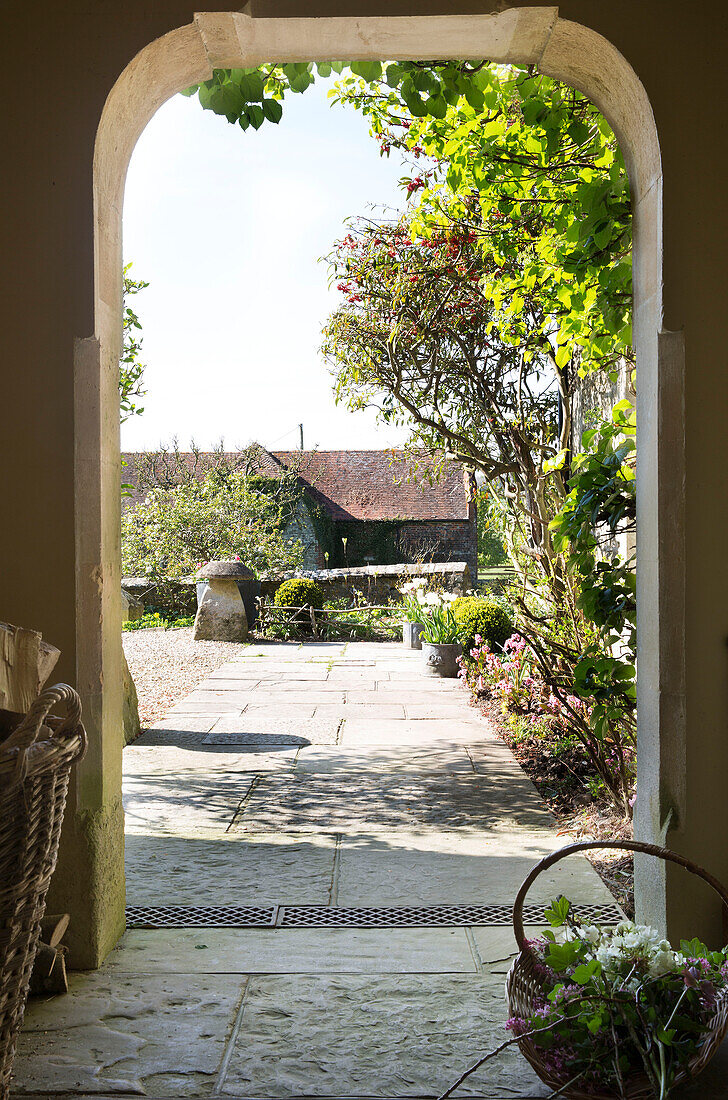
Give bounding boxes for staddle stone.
[193,561,250,641]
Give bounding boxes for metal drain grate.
[126,905,277,928]
[125,902,622,929]
[278,904,622,927]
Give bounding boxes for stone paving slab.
[14,972,244,1097]
[167,701,245,716]
[220,974,548,1098]
[314,703,407,720]
[293,744,476,775]
[335,829,616,907]
[340,718,487,746]
[104,928,476,975]
[238,702,318,719]
[231,771,544,834]
[123,771,254,836]
[208,715,341,745]
[125,832,337,906]
[405,703,478,719]
[255,680,364,692]
[244,690,347,706]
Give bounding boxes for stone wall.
[261,561,472,605]
[329,517,477,578]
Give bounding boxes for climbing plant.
[120,263,148,423]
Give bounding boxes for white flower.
[575,924,602,947]
[425,592,441,606]
[553,925,577,945]
[401,582,414,594]
[413,578,426,589]
[648,948,677,977]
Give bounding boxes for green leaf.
[543,448,568,474]
[261,98,283,123]
[350,60,382,82]
[246,104,264,130]
[544,897,570,926]
[573,959,601,984]
[568,120,591,146]
[463,84,485,112]
[425,95,448,120]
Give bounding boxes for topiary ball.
[452,596,513,650]
[275,577,324,609]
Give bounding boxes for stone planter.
[422,641,462,678]
[402,621,424,649]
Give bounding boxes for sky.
[121,80,412,453]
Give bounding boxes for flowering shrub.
[459,633,635,814]
[507,897,728,1098]
[459,633,585,729]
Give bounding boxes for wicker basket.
[0,684,86,1100]
[506,840,728,1100]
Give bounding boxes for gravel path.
[122,627,249,726]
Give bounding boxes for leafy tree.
[185,60,631,379]
[332,63,631,379]
[122,451,304,580]
[120,263,148,423]
[322,209,575,591]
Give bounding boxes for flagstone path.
[18,639,696,1099]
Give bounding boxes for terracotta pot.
[422,641,462,677]
[402,621,424,649]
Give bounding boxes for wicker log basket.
[0,684,86,1100]
[507,840,728,1100]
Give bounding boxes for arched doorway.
[60,9,668,968]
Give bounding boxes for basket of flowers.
[0,684,86,1100]
[506,840,728,1100]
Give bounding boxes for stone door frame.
[73,9,672,965]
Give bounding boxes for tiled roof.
[270,450,471,521]
[121,448,472,521]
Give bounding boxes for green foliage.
[333,64,631,378]
[452,596,513,649]
[120,263,148,423]
[188,61,631,379]
[122,612,194,631]
[418,595,461,644]
[477,488,508,569]
[122,469,303,581]
[510,909,728,1098]
[274,577,323,608]
[549,400,636,742]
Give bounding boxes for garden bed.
[475,695,634,916]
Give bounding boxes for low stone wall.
[260,562,471,605]
[121,577,198,618]
[124,562,472,623]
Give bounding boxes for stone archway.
[65,8,667,967]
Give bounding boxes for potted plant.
[419,592,462,676]
[399,579,427,649]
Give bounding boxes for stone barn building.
[122,447,477,577]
